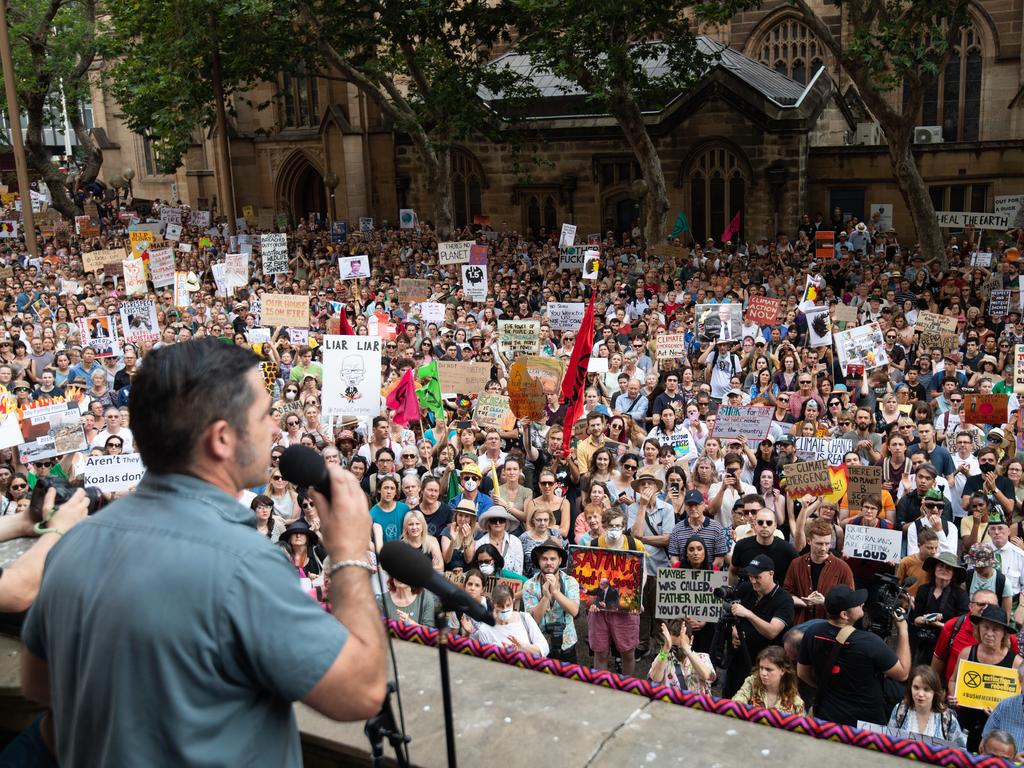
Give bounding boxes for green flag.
[416,361,445,426]
[670,211,689,239]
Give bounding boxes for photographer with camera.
[720,554,794,699]
[522,539,580,662]
[798,585,910,726]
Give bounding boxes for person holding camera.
[721,554,794,698]
[522,539,580,662]
[798,584,911,727]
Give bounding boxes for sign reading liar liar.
[83,453,146,493]
[655,568,729,621]
[843,524,902,563]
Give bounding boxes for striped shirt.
[667,516,729,562]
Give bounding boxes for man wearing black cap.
[798,584,910,726]
[722,554,794,698]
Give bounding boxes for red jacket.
[782,553,855,624]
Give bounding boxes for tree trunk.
[210,48,237,235]
[610,90,669,245]
[879,121,945,259]
[429,145,453,237]
[21,95,81,219]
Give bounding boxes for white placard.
[119,299,160,344]
[83,453,146,493]
[835,322,890,376]
[548,302,585,331]
[261,233,288,274]
[558,245,584,271]
[795,436,853,466]
[438,241,472,265]
[843,524,902,563]
[189,210,210,227]
[122,259,147,296]
[711,405,774,442]
[148,248,176,289]
[935,211,1010,230]
[164,222,182,242]
[420,301,446,325]
[558,223,577,248]
[655,568,730,621]
[321,335,383,422]
[461,264,487,302]
[338,255,371,280]
[994,195,1024,221]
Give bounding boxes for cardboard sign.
[469,244,488,265]
[569,545,644,613]
[1014,345,1024,396]
[815,230,835,260]
[558,223,577,248]
[437,241,472,265]
[990,290,1012,317]
[655,567,729,621]
[649,244,687,261]
[964,394,1008,425]
[955,659,1020,710]
[655,332,687,361]
[936,211,1010,230]
[795,436,854,467]
[75,214,100,237]
[437,361,492,395]
[473,393,512,430]
[711,405,774,442]
[398,278,430,303]
[847,465,883,510]
[745,296,781,327]
[547,302,585,331]
[834,303,860,325]
[507,358,551,421]
[498,319,540,357]
[915,311,959,336]
[261,233,288,274]
[82,249,125,273]
[783,459,832,497]
[83,453,146,493]
[558,245,585,271]
[261,293,310,328]
[843,524,901,563]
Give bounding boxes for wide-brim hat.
[478,506,517,526]
[977,604,1013,633]
[631,466,665,492]
[282,519,318,547]
[530,538,567,569]
[452,498,478,518]
[923,552,966,582]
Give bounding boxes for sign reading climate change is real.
[320,336,382,422]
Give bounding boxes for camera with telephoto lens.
[713,585,740,603]
[866,573,916,637]
[29,476,106,522]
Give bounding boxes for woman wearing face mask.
[476,508,525,575]
[470,584,548,656]
[469,544,527,585]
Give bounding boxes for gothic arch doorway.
[275,150,327,224]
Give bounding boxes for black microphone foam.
[279,444,331,499]
[902,575,917,589]
[379,541,434,588]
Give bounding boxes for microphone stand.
[365,682,411,768]
[434,601,459,768]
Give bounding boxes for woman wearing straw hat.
[910,552,969,664]
[440,499,478,573]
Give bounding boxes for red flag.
[385,369,420,426]
[338,305,355,335]
[559,291,597,457]
[721,210,741,243]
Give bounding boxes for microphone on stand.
[279,445,332,500]
[380,541,496,626]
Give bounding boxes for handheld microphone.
[279,445,332,501]
[379,541,496,626]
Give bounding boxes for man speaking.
[20,340,386,765]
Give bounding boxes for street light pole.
[0,0,37,256]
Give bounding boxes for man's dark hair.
[129,339,260,474]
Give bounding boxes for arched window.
[754,17,826,85]
[527,196,540,235]
[687,146,747,245]
[909,24,983,141]
[451,148,485,229]
[543,196,557,232]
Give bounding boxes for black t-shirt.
[798,623,898,726]
[416,502,453,539]
[962,474,1016,513]
[731,537,798,585]
[809,559,825,591]
[735,581,794,663]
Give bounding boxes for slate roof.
[481,36,812,116]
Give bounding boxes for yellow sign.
[129,231,152,259]
[955,659,1020,710]
[242,205,255,224]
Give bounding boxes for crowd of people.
[2,191,1024,759]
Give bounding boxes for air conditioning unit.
[854,122,882,145]
[914,126,943,144]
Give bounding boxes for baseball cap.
[825,584,868,613]
[741,555,775,576]
[923,488,945,502]
[683,489,704,505]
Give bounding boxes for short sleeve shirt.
[522,573,581,650]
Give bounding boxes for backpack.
[966,569,1006,604]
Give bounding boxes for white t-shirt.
[471,612,549,656]
[91,427,135,452]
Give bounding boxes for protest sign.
[745,296,781,327]
[655,568,729,621]
[474,393,512,430]
[783,459,832,497]
[936,211,1009,230]
[358,216,374,234]
[261,293,310,328]
[119,300,160,344]
[18,402,86,462]
[445,571,521,601]
[843,524,901,563]
[806,306,833,347]
[173,272,191,307]
[469,244,488,265]
[835,322,889,375]
[587,357,608,373]
[398,278,430,303]
[123,259,147,295]
[321,335,383,422]
[795,436,853,466]
[508,358,559,421]
[82,249,124,273]
[83,453,146,493]
[164,222,181,242]
[159,207,181,225]
[990,290,1011,316]
[547,302,585,331]
[0,221,18,239]
[582,250,600,280]
[1015,345,1024,395]
[569,545,644,613]
[245,328,271,344]
[79,316,119,358]
[437,241,472,265]
[955,659,1020,710]
[420,301,446,325]
[148,248,175,289]
[847,465,883,510]
[437,361,492,394]
[648,243,687,261]
[711,405,773,442]
[498,319,540,357]
[995,194,1024,221]
[288,328,309,345]
[190,210,210,227]
[75,214,99,238]
[964,394,1008,425]
[558,245,585,271]
[461,264,488,302]
[834,304,860,325]
[558,223,577,248]
[815,230,835,260]
[338,255,371,280]
[695,303,741,343]
[260,233,288,274]
[655,332,687,361]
